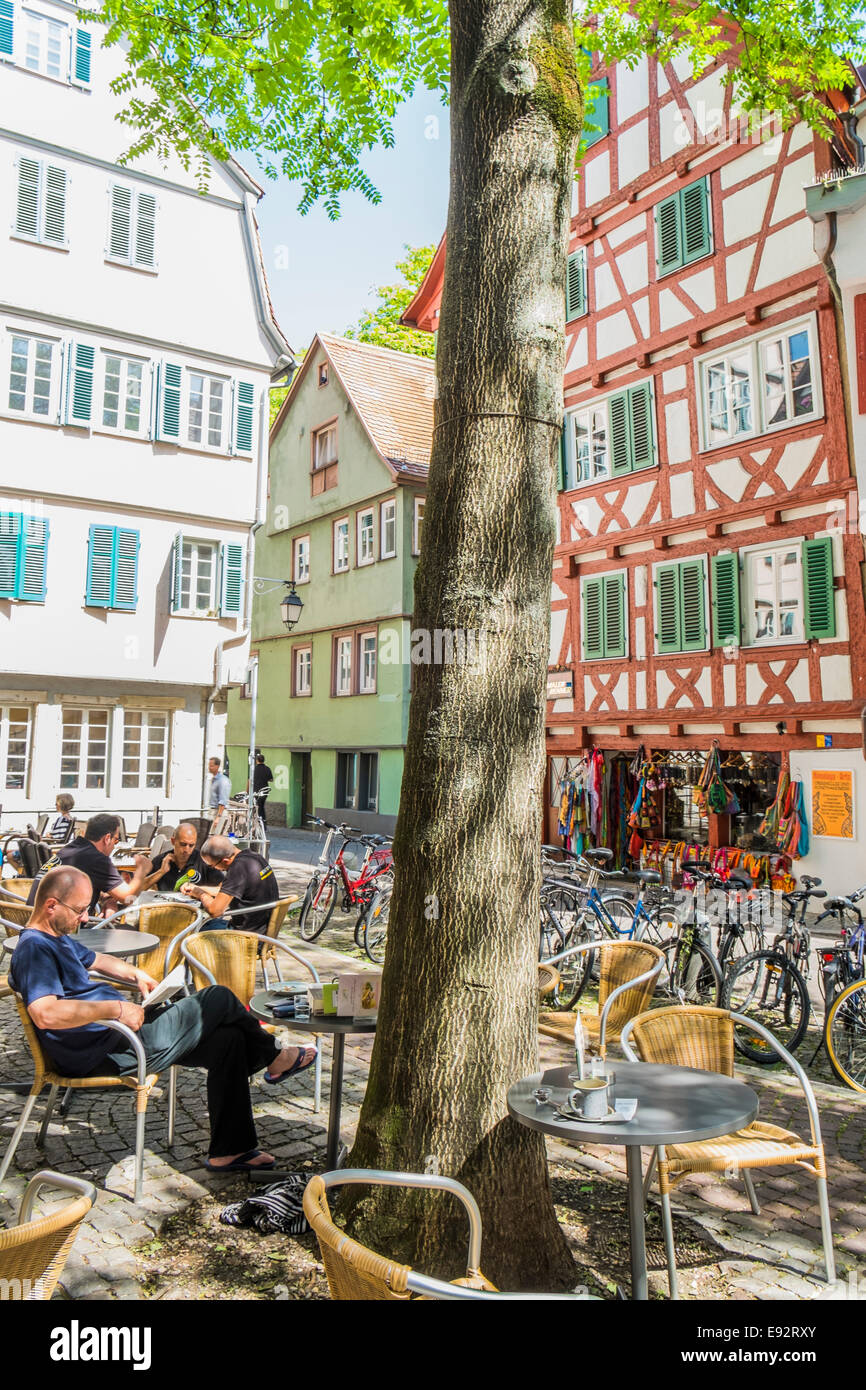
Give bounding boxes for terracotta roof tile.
[319,334,434,475]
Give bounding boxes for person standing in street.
[252,750,274,828]
[207,757,231,821]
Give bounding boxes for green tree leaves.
[344,244,437,357]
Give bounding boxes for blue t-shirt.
[9,929,123,1076]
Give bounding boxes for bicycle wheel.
[598,895,638,940]
[656,931,722,1007]
[363,887,391,964]
[636,905,680,949]
[548,914,600,1010]
[298,873,337,941]
[722,950,810,1062]
[825,978,866,1091]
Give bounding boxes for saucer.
[555,1103,621,1124]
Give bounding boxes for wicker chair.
[259,896,300,985]
[0,1170,97,1300]
[303,1170,596,1301]
[127,902,201,981]
[621,1005,835,1298]
[0,880,34,900]
[0,998,176,1204]
[538,939,664,1057]
[181,930,322,1112]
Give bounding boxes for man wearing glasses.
[27,814,152,916]
[10,867,317,1173]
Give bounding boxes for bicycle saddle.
[584,847,613,863]
[633,870,661,884]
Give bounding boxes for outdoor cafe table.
[3,929,160,960]
[507,1060,758,1300]
[250,990,376,1170]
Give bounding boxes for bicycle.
[298,818,393,943]
[722,878,826,1061]
[816,886,866,1088]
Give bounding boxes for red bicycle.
[298,818,393,944]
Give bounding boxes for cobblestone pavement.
[3,850,866,1301]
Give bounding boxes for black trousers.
[99,986,280,1158]
[255,792,268,827]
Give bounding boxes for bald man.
[10,867,316,1172]
[183,836,277,932]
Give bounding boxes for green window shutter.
[64,342,94,425]
[109,184,132,260]
[558,423,566,491]
[679,559,707,650]
[681,178,711,262]
[42,164,67,244]
[656,191,682,275]
[135,191,157,267]
[655,564,681,653]
[582,577,604,660]
[72,27,91,84]
[583,81,609,147]
[0,513,21,598]
[628,382,655,471]
[802,537,836,639]
[16,157,40,239]
[608,391,631,476]
[233,380,255,455]
[566,248,586,320]
[711,552,741,647]
[171,533,183,613]
[603,573,626,658]
[113,529,139,611]
[157,362,182,440]
[86,525,115,607]
[0,0,13,57]
[220,543,244,617]
[19,515,49,601]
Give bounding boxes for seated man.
[28,813,152,916]
[10,867,317,1172]
[141,823,224,894]
[182,836,278,933]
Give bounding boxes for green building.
[226,333,433,831]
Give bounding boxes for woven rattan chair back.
[538,962,560,997]
[14,997,52,1089]
[2,880,34,900]
[184,930,258,1006]
[135,903,200,980]
[627,1004,736,1076]
[597,940,663,1034]
[2,902,33,932]
[0,1189,94,1300]
[303,1176,412,1300]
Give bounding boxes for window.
[107,185,157,270]
[333,517,349,573]
[654,558,707,654]
[656,177,711,276]
[318,362,329,387]
[102,353,145,434]
[748,545,803,644]
[0,705,31,790]
[562,382,655,489]
[174,538,219,615]
[566,247,587,320]
[22,9,66,78]
[293,535,310,584]
[698,319,821,449]
[314,424,337,469]
[336,751,378,812]
[14,156,66,246]
[336,751,357,809]
[357,508,375,566]
[711,537,836,647]
[380,499,397,559]
[335,635,353,696]
[85,525,139,611]
[582,80,609,148]
[187,371,227,450]
[154,364,252,454]
[359,631,377,693]
[293,645,312,697]
[122,710,169,791]
[60,707,109,790]
[581,573,626,660]
[413,497,425,555]
[0,511,48,601]
[8,332,55,416]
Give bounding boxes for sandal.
[205,1148,276,1173]
[263,1046,318,1085]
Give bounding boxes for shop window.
[336,751,378,812]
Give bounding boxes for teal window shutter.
[20,515,49,601]
[655,564,681,653]
[233,380,255,455]
[582,577,604,660]
[171,533,183,613]
[157,362,182,440]
[566,248,587,321]
[0,513,22,598]
[583,81,609,147]
[113,529,139,611]
[802,537,836,639]
[679,559,707,650]
[64,343,94,425]
[72,28,91,85]
[656,191,682,275]
[0,0,13,57]
[558,423,566,490]
[603,574,626,658]
[86,525,115,607]
[628,382,655,471]
[682,178,711,262]
[608,391,631,476]
[711,552,741,646]
[220,543,244,617]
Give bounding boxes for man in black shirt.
[28,814,152,915]
[140,823,223,894]
[252,751,274,828]
[182,836,278,933]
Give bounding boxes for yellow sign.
[811,770,855,840]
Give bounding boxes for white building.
[0,0,293,829]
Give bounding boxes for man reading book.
[9,867,316,1173]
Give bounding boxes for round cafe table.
[250,990,376,1170]
[3,929,160,960]
[507,1060,758,1300]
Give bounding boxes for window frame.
[356,507,376,567]
[313,420,338,470]
[6,328,59,420]
[293,534,311,585]
[105,182,158,273]
[121,708,170,793]
[175,537,220,618]
[98,348,148,437]
[333,632,354,697]
[59,705,111,792]
[0,703,32,792]
[741,540,806,648]
[380,498,397,559]
[335,750,379,813]
[184,367,229,453]
[358,629,378,694]
[413,496,425,556]
[318,362,329,387]
[21,7,68,80]
[292,643,312,697]
[333,516,350,573]
[12,154,68,249]
[563,381,656,490]
[696,315,823,452]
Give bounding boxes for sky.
[253,89,450,356]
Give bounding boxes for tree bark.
[345,0,582,1290]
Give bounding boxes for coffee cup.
[570,1077,610,1119]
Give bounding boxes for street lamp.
[246,576,305,843]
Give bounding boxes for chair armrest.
[729,1011,824,1148]
[18,1170,97,1225]
[619,1017,641,1061]
[320,1168,483,1275]
[405,1272,598,1300]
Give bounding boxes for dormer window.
[318,362,329,387]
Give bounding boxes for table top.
[508,1061,758,1148]
[3,928,160,959]
[250,990,378,1034]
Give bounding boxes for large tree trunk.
[345,0,582,1290]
